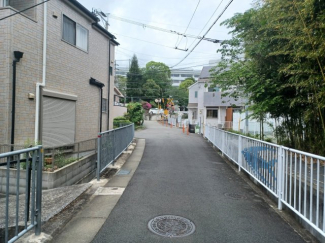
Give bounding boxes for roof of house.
[199,66,214,79]
[65,0,99,22]
[187,82,198,90]
[92,23,120,45]
[114,86,124,97]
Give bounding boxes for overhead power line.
[175,0,201,48]
[170,0,234,68]
[108,14,223,44]
[0,0,50,21]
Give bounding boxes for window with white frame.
[63,15,88,51]
[207,109,218,118]
[194,91,198,98]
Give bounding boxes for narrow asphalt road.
[92,120,306,243]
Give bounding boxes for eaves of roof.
[187,82,198,90]
[92,23,120,45]
[64,0,99,22]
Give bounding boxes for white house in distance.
[187,66,246,133]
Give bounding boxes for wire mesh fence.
[97,124,134,179]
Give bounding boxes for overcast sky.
[78,0,255,70]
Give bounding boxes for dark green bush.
[113,117,132,128]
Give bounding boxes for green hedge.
[113,117,132,128]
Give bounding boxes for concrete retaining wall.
[0,153,96,194]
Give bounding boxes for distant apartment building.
[0,0,119,147]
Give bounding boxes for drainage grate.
[224,193,247,200]
[117,169,131,175]
[148,215,195,238]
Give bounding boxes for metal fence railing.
[43,138,97,171]
[0,146,43,243]
[97,124,134,180]
[205,124,325,238]
[0,145,26,164]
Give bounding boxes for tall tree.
[179,77,195,91]
[126,55,143,102]
[211,0,325,154]
[142,79,161,100]
[143,61,172,99]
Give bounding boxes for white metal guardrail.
[1,146,43,243]
[205,124,325,237]
[97,124,134,180]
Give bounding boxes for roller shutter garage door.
[42,96,76,147]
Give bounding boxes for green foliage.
[142,79,161,99]
[143,61,172,99]
[125,102,144,125]
[179,78,195,91]
[54,150,77,168]
[113,116,132,128]
[211,0,325,155]
[126,55,143,101]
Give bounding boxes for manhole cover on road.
[148,215,195,238]
[224,193,247,200]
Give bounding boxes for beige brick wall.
[0,0,117,146]
[7,0,37,19]
[0,7,43,145]
[0,10,11,144]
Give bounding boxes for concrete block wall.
[0,153,97,194]
[42,153,96,189]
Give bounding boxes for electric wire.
[113,32,178,49]
[117,47,218,60]
[113,32,220,55]
[109,14,220,43]
[187,0,225,51]
[0,0,50,21]
[175,0,201,48]
[170,0,233,68]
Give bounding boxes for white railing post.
[277,146,283,210]
[238,135,242,172]
[214,127,216,146]
[221,131,225,156]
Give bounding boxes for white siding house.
[188,66,246,134]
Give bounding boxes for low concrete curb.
[51,138,145,243]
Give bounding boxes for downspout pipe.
[89,78,105,133]
[35,1,47,143]
[107,41,111,130]
[11,60,17,150]
[11,51,23,151]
